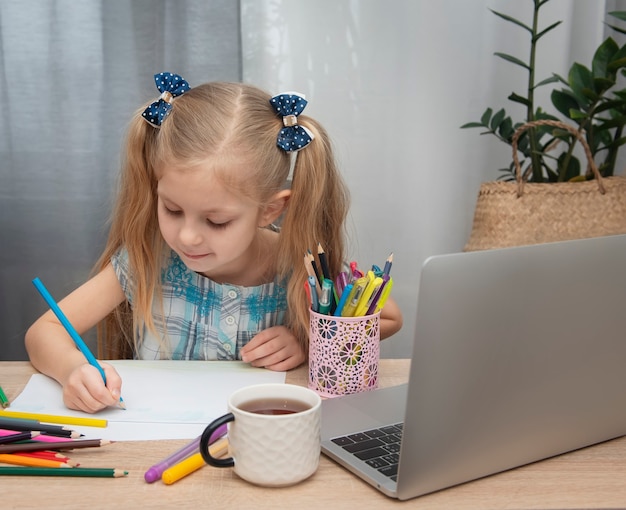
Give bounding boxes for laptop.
[321,234,626,500]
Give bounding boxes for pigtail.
[278,116,350,350]
[95,110,163,358]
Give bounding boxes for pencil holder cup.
[308,310,380,398]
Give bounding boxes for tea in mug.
[239,397,311,415]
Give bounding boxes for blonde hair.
[95,82,349,359]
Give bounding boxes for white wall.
[241,0,607,357]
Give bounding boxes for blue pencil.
[31,277,125,409]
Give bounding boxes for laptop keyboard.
[330,423,403,481]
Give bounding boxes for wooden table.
[2,360,626,509]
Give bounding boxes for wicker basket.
[465,119,626,251]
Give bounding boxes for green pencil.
[0,385,9,408]
[0,466,128,477]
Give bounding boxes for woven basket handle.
[511,119,605,197]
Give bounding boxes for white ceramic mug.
[200,383,322,487]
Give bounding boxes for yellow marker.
[354,274,383,317]
[0,410,108,428]
[162,438,229,485]
[340,276,368,317]
[374,277,394,313]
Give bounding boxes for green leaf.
[552,73,568,85]
[593,77,616,96]
[596,117,626,130]
[614,135,626,148]
[591,37,618,79]
[593,98,626,114]
[460,122,485,129]
[551,89,580,118]
[568,109,588,120]
[612,89,626,101]
[606,24,626,36]
[480,108,493,125]
[535,21,562,41]
[607,43,626,72]
[581,87,599,102]
[568,63,594,107]
[489,9,532,33]
[534,75,560,88]
[608,11,626,22]
[508,92,531,107]
[494,52,531,70]
[569,63,594,90]
[490,108,506,130]
[497,117,514,139]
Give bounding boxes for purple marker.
[366,274,390,315]
[144,423,227,483]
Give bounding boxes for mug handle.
[200,413,234,467]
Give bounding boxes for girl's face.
[156,160,267,285]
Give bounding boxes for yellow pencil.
[0,410,107,428]
[162,438,229,485]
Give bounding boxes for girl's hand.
[241,326,305,371]
[62,362,123,413]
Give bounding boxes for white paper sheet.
[9,360,286,441]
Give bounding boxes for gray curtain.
[0,0,242,360]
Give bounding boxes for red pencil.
[12,451,72,462]
[7,452,80,467]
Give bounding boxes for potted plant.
[461,1,626,251]
[462,1,626,182]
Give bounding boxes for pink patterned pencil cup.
[308,310,380,398]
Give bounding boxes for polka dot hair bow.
[141,72,191,127]
[269,92,315,152]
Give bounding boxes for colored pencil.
[0,428,40,438]
[32,433,76,443]
[382,252,393,276]
[0,453,71,468]
[0,410,107,428]
[317,243,331,280]
[0,466,128,477]
[31,277,125,409]
[0,417,81,438]
[0,385,9,408]
[162,438,229,485]
[144,423,227,483]
[303,253,322,298]
[307,249,323,284]
[0,429,77,443]
[0,438,111,454]
[13,451,72,463]
[0,431,39,445]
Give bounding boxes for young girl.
[25,73,403,413]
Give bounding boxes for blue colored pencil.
[31,277,125,409]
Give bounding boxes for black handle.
[200,413,234,467]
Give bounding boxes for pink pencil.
[32,433,74,443]
[0,428,72,443]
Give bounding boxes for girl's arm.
[379,296,403,339]
[25,264,127,412]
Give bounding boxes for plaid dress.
[112,248,288,360]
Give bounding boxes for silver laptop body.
[321,234,626,500]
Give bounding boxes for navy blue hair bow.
[142,72,191,127]
[269,92,314,152]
